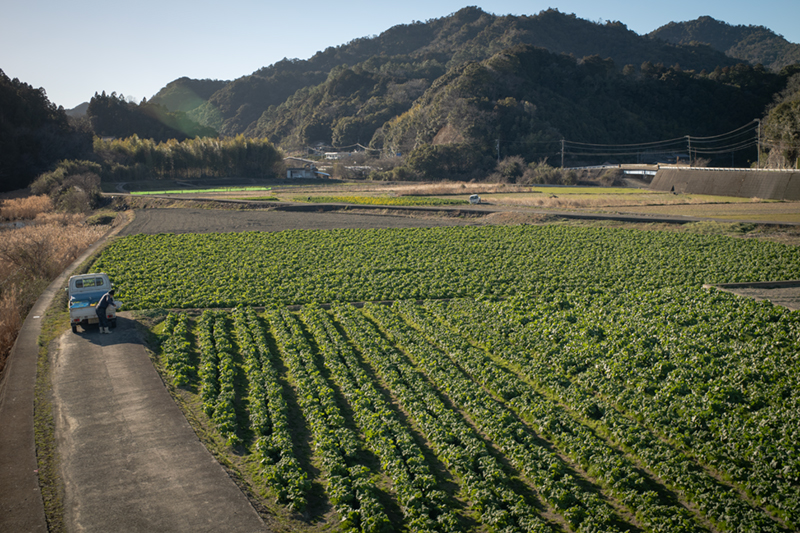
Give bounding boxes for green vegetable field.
[93,225,800,532]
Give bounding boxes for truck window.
[74,277,105,289]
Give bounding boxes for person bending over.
[96,289,115,334]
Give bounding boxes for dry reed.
[0,195,53,221]
[395,182,524,196]
[495,194,727,209]
[0,286,22,370]
[0,220,107,374]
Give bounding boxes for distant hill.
[148,77,229,112]
[154,7,744,139]
[65,102,89,117]
[649,16,800,71]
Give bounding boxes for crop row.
[396,300,703,532]
[362,302,629,533]
[193,311,243,445]
[160,312,193,386]
[211,313,241,445]
[232,307,310,511]
[265,307,391,533]
[298,305,460,532]
[499,288,800,528]
[195,311,220,418]
[331,303,554,533]
[439,296,790,532]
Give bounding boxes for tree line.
[31,135,283,212]
[0,69,92,192]
[94,134,283,181]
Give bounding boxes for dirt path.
[52,317,264,533]
[705,282,800,311]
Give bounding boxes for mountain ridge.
[80,7,798,170]
[648,15,800,71]
[152,8,749,139]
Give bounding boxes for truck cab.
[68,273,121,333]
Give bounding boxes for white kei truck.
[68,273,122,333]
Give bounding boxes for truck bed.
[69,291,107,309]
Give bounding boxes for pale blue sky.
[2,0,798,109]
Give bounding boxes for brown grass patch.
[0,195,54,221]
[491,194,739,209]
[0,286,22,364]
[0,220,108,374]
[395,182,525,196]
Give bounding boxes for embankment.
[651,168,800,200]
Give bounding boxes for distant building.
[284,157,330,179]
[324,152,355,160]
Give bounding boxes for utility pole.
[756,119,761,168]
[686,135,692,166]
[496,139,500,164]
[561,139,565,168]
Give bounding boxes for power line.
[312,121,760,164]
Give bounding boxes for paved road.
[52,317,265,532]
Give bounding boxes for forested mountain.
[762,70,800,167]
[649,16,800,72]
[0,69,91,192]
[379,45,784,158]
[159,7,747,140]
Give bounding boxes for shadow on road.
[67,316,143,347]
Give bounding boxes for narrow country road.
[52,316,265,533]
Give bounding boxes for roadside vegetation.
[0,195,109,374]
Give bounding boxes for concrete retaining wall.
[651,168,800,200]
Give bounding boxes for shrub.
[521,160,560,184]
[494,156,526,183]
[31,161,103,214]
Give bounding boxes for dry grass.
[0,222,105,279]
[0,286,22,366]
[394,182,525,196]
[482,192,767,209]
[0,220,108,374]
[34,212,88,226]
[0,195,53,221]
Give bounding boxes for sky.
[2,0,799,110]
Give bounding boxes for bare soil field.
[599,200,800,224]
[115,176,800,225]
[118,206,484,236]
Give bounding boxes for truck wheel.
[72,325,78,334]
